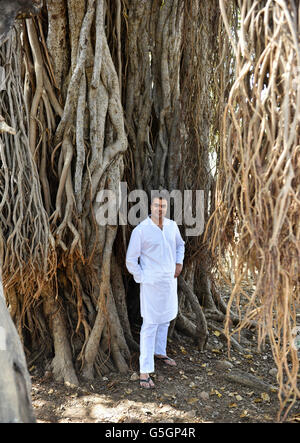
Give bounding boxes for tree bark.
[0,270,35,422]
[0,0,226,382]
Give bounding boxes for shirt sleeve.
[175,223,185,265]
[126,226,144,283]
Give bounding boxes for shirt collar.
[148,215,170,227]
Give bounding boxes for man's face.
[151,198,168,221]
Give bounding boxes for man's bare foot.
[140,373,155,389]
[154,354,176,366]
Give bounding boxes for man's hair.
[150,190,169,204]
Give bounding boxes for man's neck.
[150,215,164,228]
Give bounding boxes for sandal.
[154,355,176,366]
[140,376,155,389]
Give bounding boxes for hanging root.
[177,275,208,350]
[209,0,300,419]
[0,28,56,328]
[0,0,131,383]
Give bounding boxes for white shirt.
[126,216,185,324]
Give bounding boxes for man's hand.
[174,263,183,278]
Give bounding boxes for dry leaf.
[236,395,243,401]
[187,397,199,404]
[261,392,270,402]
[180,346,187,355]
[229,403,238,408]
[213,330,221,337]
[214,390,222,398]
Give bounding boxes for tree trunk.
[0,265,35,422]
[0,0,226,382]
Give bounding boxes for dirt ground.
[30,326,300,424]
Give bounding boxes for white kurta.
[126,216,185,324]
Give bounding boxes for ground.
[30,327,300,424]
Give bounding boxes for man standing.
[126,192,185,389]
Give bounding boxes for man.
[126,192,185,389]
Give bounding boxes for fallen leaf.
[214,390,222,398]
[240,410,248,418]
[236,395,243,401]
[212,349,221,354]
[187,397,199,404]
[229,403,238,408]
[213,330,221,337]
[261,392,270,402]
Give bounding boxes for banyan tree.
[0,0,299,419]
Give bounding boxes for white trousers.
[139,320,170,373]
